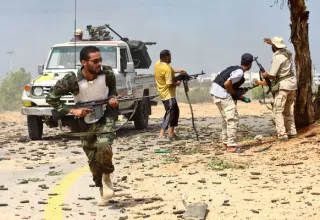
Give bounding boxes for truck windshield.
[46,45,117,69]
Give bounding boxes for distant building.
[313,72,320,85]
[211,72,219,80]
[196,77,212,83]
[244,72,260,85]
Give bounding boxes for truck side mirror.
[38,64,44,75]
[124,62,134,73]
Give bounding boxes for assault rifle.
[51,95,158,121]
[253,57,272,94]
[175,70,206,81]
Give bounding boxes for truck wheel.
[27,115,43,140]
[133,98,149,130]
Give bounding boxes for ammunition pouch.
[51,104,105,124]
[83,105,105,124]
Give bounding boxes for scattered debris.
[251,209,260,214]
[20,200,29,204]
[46,171,64,176]
[183,202,208,220]
[276,162,303,167]
[208,157,246,170]
[154,149,172,153]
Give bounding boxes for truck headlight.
[33,87,44,96]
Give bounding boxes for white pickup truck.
[21,36,158,140]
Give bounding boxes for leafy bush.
[250,86,272,100]
[0,68,31,111]
[176,87,212,104]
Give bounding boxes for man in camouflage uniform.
[210,53,253,153]
[46,46,119,206]
[261,37,297,141]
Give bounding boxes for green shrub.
[0,68,31,111]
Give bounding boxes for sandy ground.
[152,100,271,118]
[0,101,320,220]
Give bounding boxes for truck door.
[117,47,134,97]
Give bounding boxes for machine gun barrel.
[104,24,124,40]
[88,23,156,69]
[188,70,206,79]
[176,70,206,81]
[143,42,157,45]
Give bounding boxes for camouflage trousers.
[213,95,239,146]
[273,90,297,138]
[78,116,116,187]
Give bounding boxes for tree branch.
[271,0,287,9]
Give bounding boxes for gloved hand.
[240,96,251,103]
[234,88,247,97]
[242,88,249,94]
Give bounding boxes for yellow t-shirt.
[154,60,176,100]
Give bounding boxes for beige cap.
[272,36,286,49]
[74,28,83,36]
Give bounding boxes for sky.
[0,0,319,80]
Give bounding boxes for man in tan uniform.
[261,37,298,141]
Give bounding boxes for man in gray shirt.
[211,53,253,153]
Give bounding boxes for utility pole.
[6,50,15,72]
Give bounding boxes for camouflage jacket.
[46,66,117,114]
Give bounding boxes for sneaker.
[168,133,181,141]
[157,136,170,143]
[97,187,108,206]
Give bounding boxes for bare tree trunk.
[288,0,314,128]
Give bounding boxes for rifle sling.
[182,80,199,141]
[273,72,294,85]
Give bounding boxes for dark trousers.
[161,98,179,130]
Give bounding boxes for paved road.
[0,121,144,220]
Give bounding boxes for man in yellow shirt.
[154,50,186,140]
